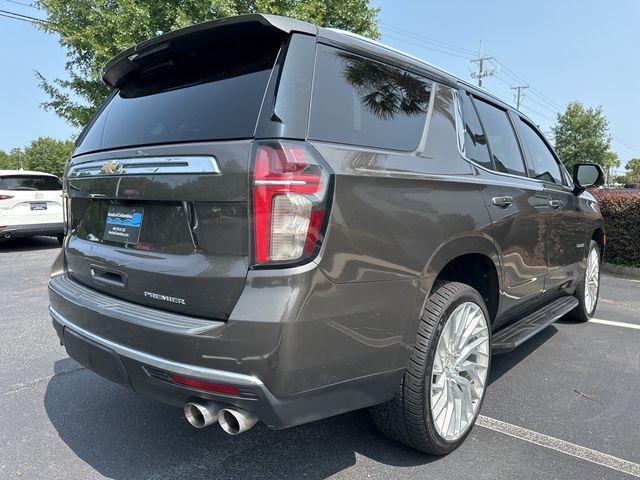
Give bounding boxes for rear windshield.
[76,35,282,155]
[0,175,62,191]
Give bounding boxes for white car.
[0,170,64,243]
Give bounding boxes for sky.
[0,0,638,172]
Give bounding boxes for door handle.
[90,265,126,288]
[549,199,564,210]
[492,196,513,208]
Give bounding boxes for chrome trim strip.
[415,82,437,155]
[68,156,220,178]
[49,306,264,387]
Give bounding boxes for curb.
[602,262,640,279]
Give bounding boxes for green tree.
[601,151,620,185]
[625,158,640,183]
[552,101,611,172]
[0,150,15,170]
[36,0,380,128]
[22,137,75,177]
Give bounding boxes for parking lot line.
[477,416,640,478]
[589,318,640,330]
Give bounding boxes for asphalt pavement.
[1,237,639,479]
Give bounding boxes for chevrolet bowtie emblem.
[100,160,122,174]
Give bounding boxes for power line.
[0,7,48,24]
[383,33,472,59]
[0,10,42,23]
[612,136,639,155]
[380,21,478,56]
[520,105,557,123]
[2,0,38,9]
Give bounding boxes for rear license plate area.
[103,205,144,244]
[30,202,47,211]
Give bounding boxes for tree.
[552,101,611,172]
[3,148,27,170]
[0,150,15,170]
[36,0,381,128]
[23,137,75,177]
[0,138,74,177]
[601,151,620,185]
[626,158,640,183]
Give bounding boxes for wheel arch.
[422,234,501,325]
[591,225,605,260]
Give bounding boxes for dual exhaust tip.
[184,401,258,435]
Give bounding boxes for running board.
[492,296,579,354]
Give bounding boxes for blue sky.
[0,0,638,171]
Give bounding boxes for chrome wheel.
[430,302,490,441]
[584,247,600,315]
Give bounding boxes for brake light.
[0,195,13,200]
[252,141,331,264]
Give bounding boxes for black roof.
[102,13,512,111]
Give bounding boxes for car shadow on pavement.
[488,325,558,385]
[44,360,435,480]
[0,236,60,252]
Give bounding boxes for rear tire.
[370,281,491,455]
[566,240,601,322]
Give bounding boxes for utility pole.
[470,40,495,87]
[511,85,529,110]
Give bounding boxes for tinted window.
[515,118,564,184]
[0,175,62,191]
[309,45,432,151]
[460,93,492,168]
[473,99,526,176]
[76,38,281,155]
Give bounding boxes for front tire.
[370,281,491,455]
[567,240,601,322]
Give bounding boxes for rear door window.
[460,93,492,169]
[309,44,432,151]
[515,117,564,185]
[0,175,62,191]
[473,98,527,176]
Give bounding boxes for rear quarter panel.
[298,85,500,392]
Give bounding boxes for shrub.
[593,190,640,267]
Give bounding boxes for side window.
[472,98,527,176]
[515,118,564,185]
[308,44,432,151]
[459,93,492,169]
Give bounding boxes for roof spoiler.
[102,14,317,89]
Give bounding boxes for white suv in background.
[0,170,64,244]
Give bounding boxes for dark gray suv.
[49,14,605,454]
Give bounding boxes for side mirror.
[572,163,604,194]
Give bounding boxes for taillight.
[252,141,332,265]
[0,195,13,200]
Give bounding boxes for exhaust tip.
[2,232,11,240]
[218,408,258,435]
[184,401,220,429]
